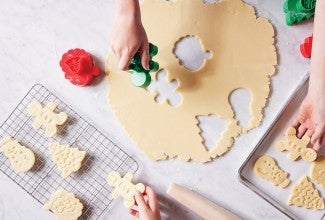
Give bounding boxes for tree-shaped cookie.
[0,136,35,173]
[27,101,68,137]
[44,189,83,220]
[254,155,291,188]
[276,127,317,162]
[288,176,324,209]
[107,171,145,208]
[49,142,86,178]
[310,156,325,188]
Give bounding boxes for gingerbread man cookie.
[107,171,145,208]
[276,127,317,162]
[49,142,86,178]
[310,156,325,188]
[44,189,83,220]
[0,136,35,173]
[254,155,291,188]
[288,176,324,210]
[27,101,68,137]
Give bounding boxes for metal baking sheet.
[239,76,325,220]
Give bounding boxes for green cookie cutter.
[283,0,316,25]
[128,43,159,88]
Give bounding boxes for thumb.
[140,43,149,70]
[135,192,148,212]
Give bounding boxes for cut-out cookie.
[27,101,68,137]
[107,171,145,208]
[44,189,83,220]
[276,127,317,162]
[49,142,86,178]
[254,155,290,188]
[105,0,277,162]
[310,156,325,188]
[0,136,35,173]
[288,176,324,210]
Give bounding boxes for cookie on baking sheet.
[288,176,324,210]
[44,189,83,220]
[276,127,317,162]
[311,156,325,188]
[254,155,290,188]
[49,142,86,179]
[107,171,145,208]
[0,136,35,173]
[27,101,68,137]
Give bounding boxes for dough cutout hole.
[229,88,251,128]
[147,70,182,106]
[173,35,211,71]
[197,114,229,150]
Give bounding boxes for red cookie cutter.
[60,48,100,86]
[300,35,313,58]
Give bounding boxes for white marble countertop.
[0,0,314,219]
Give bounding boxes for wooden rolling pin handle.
[167,183,241,220]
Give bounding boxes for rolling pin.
[167,183,241,220]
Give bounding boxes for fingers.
[140,43,149,70]
[297,125,307,138]
[129,209,139,218]
[311,125,325,151]
[145,186,159,211]
[135,192,148,213]
[118,50,136,71]
[305,129,314,137]
[291,118,300,128]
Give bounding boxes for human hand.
[129,186,161,220]
[109,11,149,71]
[292,94,325,151]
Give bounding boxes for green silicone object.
[127,43,159,88]
[283,0,316,25]
[132,72,152,88]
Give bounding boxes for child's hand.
[109,11,149,71]
[292,94,325,151]
[129,186,161,220]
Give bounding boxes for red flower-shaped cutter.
[60,48,100,86]
[300,35,313,58]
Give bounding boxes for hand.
[292,94,325,151]
[129,186,161,220]
[109,13,149,71]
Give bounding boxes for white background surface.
[0,0,314,219]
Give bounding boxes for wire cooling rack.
[0,84,139,220]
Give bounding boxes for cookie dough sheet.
[239,77,325,220]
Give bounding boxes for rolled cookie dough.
[0,136,35,173]
[49,142,86,178]
[276,127,317,162]
[107,171,145,208]
[288,176,324,210]
[44,189,83,220]
[105,0,276,162]
[310,156,325,188]
[254,155,290,188]
[27,101,67,137]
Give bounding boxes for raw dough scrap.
[310,156,325,187]
[44,189,83,220]
[288,176,324,210]
[107,171,145,208]
[254,155,290,188]
[276,127,317,162]
[27,101,68,137]
[49,142,86,178]
[0,136,35,173]
[105,0,277,162]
